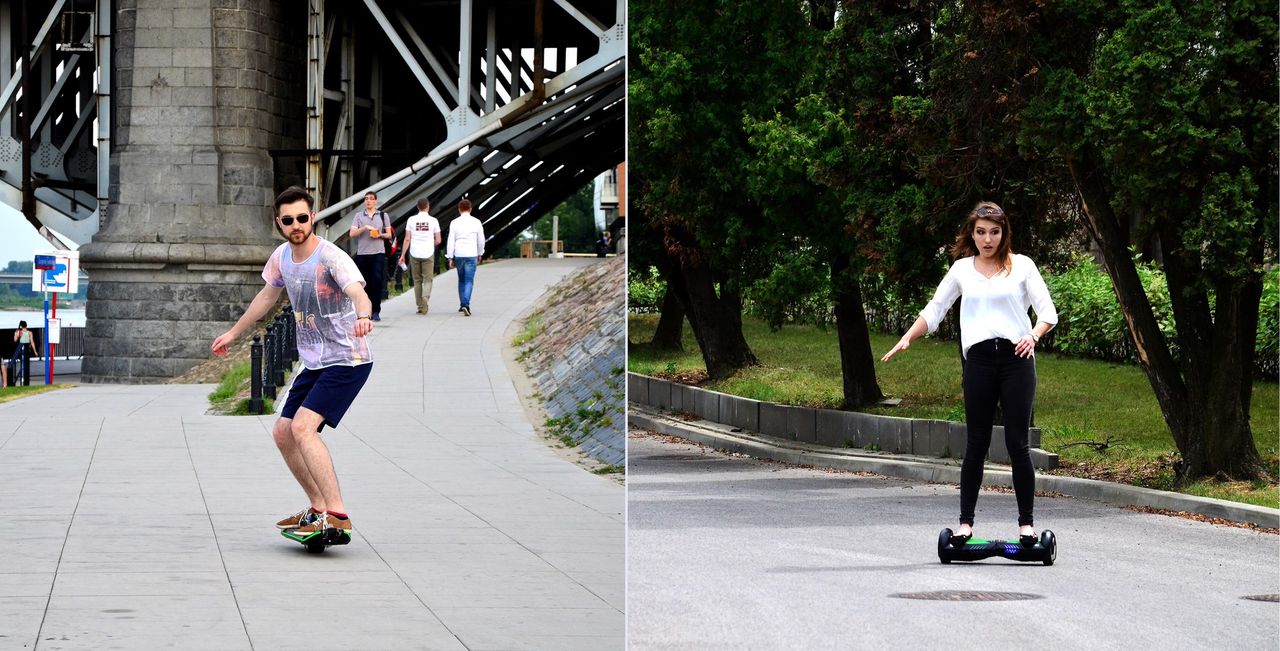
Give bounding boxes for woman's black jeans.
[960,338,1037,527]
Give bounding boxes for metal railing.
[249,306,298,415]
[2,326,85,359]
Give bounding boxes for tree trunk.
[831,255,883,407]
[1199,277,1264,478]
[650,285,686,351]
[663,238,758,380]
[1067,152,1264,481]
[1158,218,1265,479]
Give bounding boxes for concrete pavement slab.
[0,259,623,650]
[0,597,52,649]
[37,595,251,650]
[0,573,56,597]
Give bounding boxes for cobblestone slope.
[515,257,625,466]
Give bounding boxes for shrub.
[742,248,834,330]
[1255,267,1279,378]
[628,265,666,313]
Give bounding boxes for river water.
[0,308,87,328]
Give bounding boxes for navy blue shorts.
[281,363,373,431]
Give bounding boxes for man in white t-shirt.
[445,198,485,317]
[399,198,443,314]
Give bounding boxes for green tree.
[1008,0,1275,480]
[632,1,817,378]
[530,183,599,253]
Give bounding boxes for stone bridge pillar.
[79,1,303,383]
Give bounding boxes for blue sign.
[43,264,68,288]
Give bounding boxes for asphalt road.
[627,430,1280,650]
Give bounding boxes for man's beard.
[288,229,312,244]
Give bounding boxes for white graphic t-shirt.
[405,213,441,259]
[262,239,372,369]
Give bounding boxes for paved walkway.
[0,258,623,650]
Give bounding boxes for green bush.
[861,266,960,342]
[1042,254,1175,363]
[742,248,834,330]
[628,265,666,313]
[1045,255,1277,379]
[1259,270,1280,378]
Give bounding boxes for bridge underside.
[1,0,625,253]
[0,0,108,247]
[2,1,624,384]
[295,0,625,253]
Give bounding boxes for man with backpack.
[348,191,393,321]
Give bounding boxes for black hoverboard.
[938,528,1056,565]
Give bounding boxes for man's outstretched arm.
[211,284,285,356]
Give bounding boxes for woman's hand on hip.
[1015,334,1037,358]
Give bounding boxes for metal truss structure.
[303,0,625,252]
[0,0,110,247]
[0,1,623,253]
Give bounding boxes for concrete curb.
[629,405,1280,528]
[627,372,1060,469]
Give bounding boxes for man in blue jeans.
[445,198,486,316]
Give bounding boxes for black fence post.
[263,324,276,400]
[284,306,298,361]
[249,335,263,414]
[274,312,287,387]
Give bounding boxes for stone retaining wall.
[628,373,1059,469]
[517,260,626,466]
[81,1,306,382]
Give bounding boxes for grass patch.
[228,397,274,415]
[208,360,275,415]
[592,464,625,475]
[0,383,70,404]
[387,274,412,298]
[513,313,544,348]
[209,361,253,405]
[629,313,1280,508]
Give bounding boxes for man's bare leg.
[272,416,325,511]
[288,407,347,515]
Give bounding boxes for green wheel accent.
[966,539,991,545]
[281,529,323,543]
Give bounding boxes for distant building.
[594,162,626,253]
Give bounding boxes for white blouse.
[919,254,1058,358]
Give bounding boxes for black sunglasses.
[280,213,311,226]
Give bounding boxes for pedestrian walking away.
[12,320,38,386]
[399,197,442,314]
[211,186,375,543]
[446,197,485,317]
[349,190,393,321]
[881,201,1057,546]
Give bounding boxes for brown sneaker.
[291,512,352,537]
[276,508,320,530]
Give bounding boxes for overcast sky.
[0,204,74,267]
